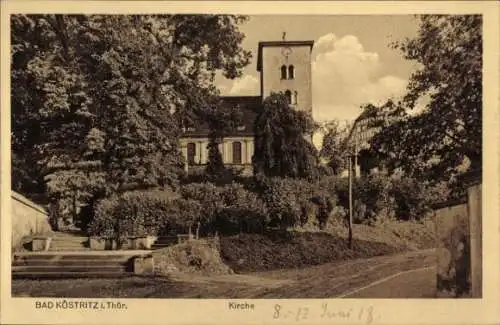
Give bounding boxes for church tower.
[256,36,314,115]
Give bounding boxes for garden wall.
[11,191,52,250]
[434,202,469,297]
[434,180,482,298]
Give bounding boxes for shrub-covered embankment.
[220,219,436,274]
[219,231,401,273]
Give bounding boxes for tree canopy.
[319,119,352,175]
[11,14,251,212]
[369,15,482,183]
[253,92,320,179]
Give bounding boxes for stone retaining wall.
[435,203,470,297]
[434,180,482,298]
[11,191,52,251]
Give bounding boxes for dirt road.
[165,248,437,298]
[13,249,437,298]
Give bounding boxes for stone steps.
[48,236,89,251]
[151,243,172,250]
[12,251,152,279]
[12,265,130,273]
[13,271,135,279]
[51,236,89,241]
[13,260,129,267]
[151,236,182,250]
[14,253,134,261]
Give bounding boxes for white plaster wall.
[11,191,52,250]
[180,137,254,166]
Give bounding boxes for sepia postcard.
[1,1,499,325]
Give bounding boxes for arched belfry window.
[232,141,242,164]
[280,65,287,79]
[288,65,295,79]
[284,90,292,105]
[187,142,196,165]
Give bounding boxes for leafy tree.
[11,14,108,215]
[11,14,251,221]
[319,119,352,175]
[370,15,482,183]
[196,101,243,182]
[253,92,320,179]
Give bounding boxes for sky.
[215,15,421,125]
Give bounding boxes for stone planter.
[32,236,52,251]
[89,236,157,250]
[147,236,158,249]
[118,237,131,250]
[123,236,155,250]
[129,237,148,250]
[89,237,117,250]
[133,255,154,275]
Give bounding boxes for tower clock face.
[281,46,292,58]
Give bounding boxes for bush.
[258,177,310,229]
[158,198,203,236]
[153,239,232,276]
[335,174,450,222]
[389,177,440,220]
[180,182,268,236]
[335,175,395,224]
[180,183,223,226]
[88,189,179,238]
[257,177,336,229]
[356,175,389,221]
[215,183,269,235]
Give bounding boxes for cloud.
[218,32,408,136]
[221,75,260,96]
[312,34,408,123]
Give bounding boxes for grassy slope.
[220,220,436,273]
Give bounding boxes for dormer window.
[237,125,246,131]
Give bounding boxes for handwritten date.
[273,303,376,324]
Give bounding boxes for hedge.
[256,177,336,230]
[87,189,179,238]
[180,182,268,235]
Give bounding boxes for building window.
[284,90,292,105]
[187,142,196,165]
[293,91,298,105]
[288,65,295,79]
[280,65,287,79]
[232,141,242,164]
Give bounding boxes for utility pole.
[348,152,353,249]
[354,134,358,178]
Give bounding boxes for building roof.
[182,96,262,138]
[256,40,315,71]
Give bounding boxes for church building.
[179,38,314,175]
